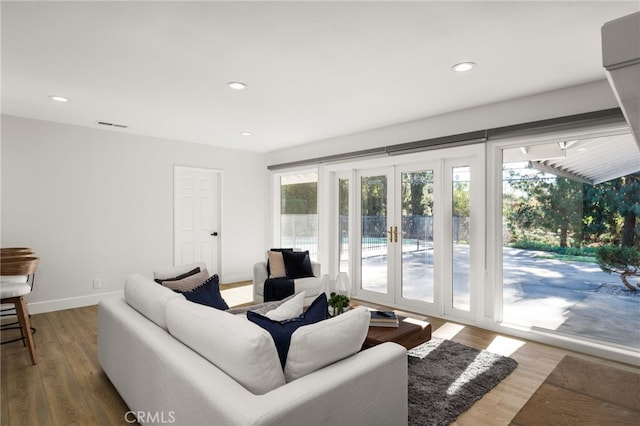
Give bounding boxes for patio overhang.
[505,132,640,185]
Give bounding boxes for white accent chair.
[253,260,324,306]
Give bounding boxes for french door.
[353,157,479,320]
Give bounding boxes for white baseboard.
[221,273,252,284]
[27,291,124,315]
[23,274,251,315]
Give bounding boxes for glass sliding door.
[346,148,482,318]
[501,141,640,349]
[338,176,350,273]
[442,159,477,320]
[399,167,436,305]
[358,170,394,299]
[451,166,471,312]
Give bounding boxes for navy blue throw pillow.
[281,250,314,279]
[177,274,229,310]
[247,293,328,368]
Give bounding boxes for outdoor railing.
[281,214,469,261]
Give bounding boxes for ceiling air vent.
[96,121,128,129]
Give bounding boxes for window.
[277,171,318,259]
[338,176,350,272]
[501,141,639,349]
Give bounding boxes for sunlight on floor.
[402,317,431,328]
[447,353,489,396]
[432,322,465,340]
[486,335,526,357]
[221,285,253,307]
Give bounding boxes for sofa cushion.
[157,269,209,292]
[284,306,370,382]
[247,293,327,368]
[292,276,324,296]
[165,298,286,395]
[174,274,229,310]
[124,273,185,331]
[282,250,314,279]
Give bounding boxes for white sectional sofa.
[98,271,408,426]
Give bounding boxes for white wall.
[1,115,267,313]
[266,79,621,166]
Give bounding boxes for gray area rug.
[407,337,518,426]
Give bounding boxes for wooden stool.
[1,256,39,365]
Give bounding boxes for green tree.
[583,173,640,247]
[537,177,584,248]
[453,181,470,218]
[281,182,317,214]
[582,179,620,245]
[401,171,433,216]
[619,174,640,247]
[361,176,387,217]
[338,178,349,216]
[595,245,640,291]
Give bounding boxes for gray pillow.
[159,269,209,292]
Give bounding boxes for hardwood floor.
[1,291,638,426]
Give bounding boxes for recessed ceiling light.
[48,95,69,102]
[240,131,253,136]
[451,62,476,72]
[227,82,247,90]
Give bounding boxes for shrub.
[595,245,640,291]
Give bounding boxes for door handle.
[388,227,393,243]
[394,226,398,243]
[211,232,218,237]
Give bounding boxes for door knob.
[211,232,218,236]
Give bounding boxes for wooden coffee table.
[364,315,431,350]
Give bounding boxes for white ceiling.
[2,1,640,153]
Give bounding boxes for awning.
[503,132,640,185]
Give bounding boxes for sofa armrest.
[253,261,269,302]
[310,261,321,277]
[252,342,408,425]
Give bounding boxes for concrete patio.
[502,247,639,347]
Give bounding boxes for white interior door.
[174,166,221,275]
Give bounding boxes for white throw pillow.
[165,298,286,395]
[283,306,370,382]
[265,291,306,321]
